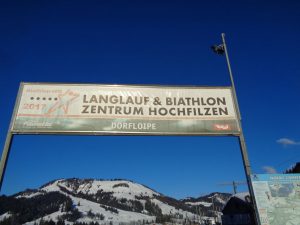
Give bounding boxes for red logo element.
[47,90,79,115]
[214,124,231,130]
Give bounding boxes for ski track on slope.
[185,201,212,207]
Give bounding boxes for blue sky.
[0,0,300,199]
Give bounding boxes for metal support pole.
[232,181,237,194]
[0,132,14,192]
[0,83,23,192]
[221,33,261,225]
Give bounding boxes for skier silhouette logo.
[47,90,79,115]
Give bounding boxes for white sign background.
[12,83,240,135]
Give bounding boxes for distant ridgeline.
[285,162,300,173]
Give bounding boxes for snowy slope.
[1,178,230,225]
[41,179,159,201]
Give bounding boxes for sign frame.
[11,82,241,136]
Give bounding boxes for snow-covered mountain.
[181,192,232,218]
[0,178,231,225]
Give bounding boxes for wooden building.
[221,193,255,225]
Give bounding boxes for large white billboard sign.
[12,83,240,135]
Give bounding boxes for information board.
[251,174,300,225]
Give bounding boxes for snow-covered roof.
[233,192,250,202]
